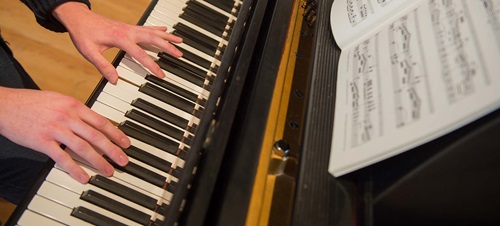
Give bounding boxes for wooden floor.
[0,0,150,223]
[0,0,150,102]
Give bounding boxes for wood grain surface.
[0,0,150,103]
[0,0,150,222]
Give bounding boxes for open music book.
[328,0,500,176]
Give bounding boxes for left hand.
[52,2,183,84]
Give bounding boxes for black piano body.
[7,0,500,225]
[188,0,500,225]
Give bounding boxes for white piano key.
[144,16,219,62]
[27,195,98,226]
[120,54,212,99]
[144,14,216,62]
[157,0,236,26]
[96,91,192,137]
[149,8,228,46]
[102,79,199,125]
[18,210,67,226]
[36,182,141,226]
[118,61,200,107]
[117,55,209,97]
[14,1,246,224]
[58,160,174,202]
[91,99,126,123]
[128,136,186,169]
[44,168,163,221]
[92,95,191,150]
[143,48,216,77]
[129,157,179,183]
[165,0,238,20]
[46,168,168,206]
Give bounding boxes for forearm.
[20,0,91,32]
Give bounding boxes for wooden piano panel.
[245,0,304,225]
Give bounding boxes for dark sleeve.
[20,0,91,32]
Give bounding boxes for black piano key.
[178,148,188,160]
[139,83,196,114]
[182,136,193,146]
[158,203,169,216]
[89,174,158,210]
[80,190,151,225]
[156,60,205,88]
[211,65,219,74]
[118,120,180,156]
[166,181,178,193]
[153,219,164,226]
[204,0,234,13]
[198,98,207,107]
[123,145,172,173]
[166,47,211,69]
[186,0,229,26]
[156,53,207,82]
[219,44,227,58]
[105,155,167,188]
[131,98,189,130]
[71,206,127,226]
[181,10,225,37]
[171,167,183,179]
[174,23,219,50]
[193,108,203,119]
[173,23,218,56]
[125,109,185,142]
[186,133,195,142]
[145,74,199,103]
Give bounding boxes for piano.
[7,0,500,225]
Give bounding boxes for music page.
[330,0,420,48]
[329,0,500,176]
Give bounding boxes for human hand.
[0,87,130,183]
[52,2,183,84]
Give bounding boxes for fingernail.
[118,154,128,166]
[121,137,130,147]
[79,173,90,183]
[104,165,114,176]
[158,70,166,78]
[108,72,118,85]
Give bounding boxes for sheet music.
[331,0,420,48]
[329,0,500,176]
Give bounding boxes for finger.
[42,141,90,184]
[75,108,130,167]
[147,28,183,45]
[136,26,183,46]
[83,49,119,84]
[147,26,168,32]
[71,121,129,168]
[56,128,115,177]
[133,29,183,58]
[79,108,130,148]
[150,37,183,58]
[156,31,183,44]
[124,44,165,78]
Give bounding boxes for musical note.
[349,38,380,147]
[429,0,488,104]
[388,11,431,128]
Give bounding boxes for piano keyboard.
[14,0,243,225]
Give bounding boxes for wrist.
[52,2,92,31]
